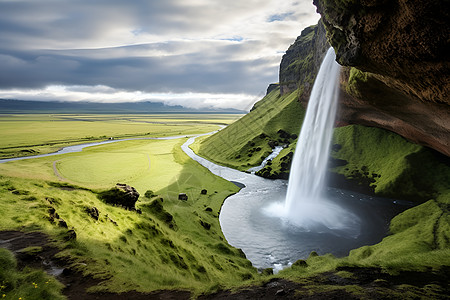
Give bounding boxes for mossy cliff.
[279,21,329,100]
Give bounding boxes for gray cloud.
[0,0,319,108]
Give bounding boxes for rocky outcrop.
[97,183,140,209]
[279,22,330,100]
[313,0,450,156]
[313,0,449,104]
[337,68,450,156]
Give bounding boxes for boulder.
[178,193,188,201]
[201,189,207,195]
[98,183,140,209]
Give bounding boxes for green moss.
[331,125,450,201]
[197,89,304,171]
[346,67,368,97]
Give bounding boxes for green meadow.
[0,114,265,298]
[0,114,241,159]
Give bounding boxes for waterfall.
[265,48,360,237]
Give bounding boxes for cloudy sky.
[0,0,319,110]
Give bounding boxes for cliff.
[313,0,450,156]
[198,15,450,199]
[279,21,329,100]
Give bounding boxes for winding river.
[1,131,412,272]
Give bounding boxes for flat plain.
[0,114,241,159]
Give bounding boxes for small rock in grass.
[178,193,188,201]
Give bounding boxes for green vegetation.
[0,115,259,296]
[196,89,305,172]
[196,90,449,298]
[0,248,65,300]
[0,139,257,294]
[331,125,450,201]
[0,114,241,159]
[346,67,368,97]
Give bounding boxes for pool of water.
[182,136,413,271]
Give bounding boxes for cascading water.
[266,48,360,237]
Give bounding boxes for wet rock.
[268,140,279,149]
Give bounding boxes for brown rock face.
[314,0,449,104]
[337,68,450,156]
[312,0,450,156]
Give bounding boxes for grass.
[0,114,242,159]
[331,124,450,201]
[0,248,65,300]
[0,133,258,295]
[196,89,305,171]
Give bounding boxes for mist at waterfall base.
[264,48,360,238]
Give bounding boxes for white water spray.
[266,48,360,237]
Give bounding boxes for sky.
[0,0,320,110]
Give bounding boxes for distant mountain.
[0,99,245,114]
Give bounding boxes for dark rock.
[64,229,77,241]
[201,189,207,195]
[144,190,155,198]
[178,193,188,201]
[205,207,213,212]
[200,220,211,230]
[266,83,279,95]
[268,140,279,149]
[58,219,68,228]
[313,0,450,156]
[86,207,99,220]
[98,184,140,209]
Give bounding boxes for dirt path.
[53,160,67,181]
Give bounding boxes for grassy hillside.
[0,137,259,297]
[331,125,450,201]
[196,88,305,172]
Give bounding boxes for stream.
[1,132,413,272]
